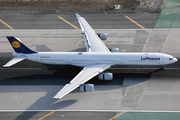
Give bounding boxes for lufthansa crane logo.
[12,41,20,48]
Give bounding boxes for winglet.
[76,13,81,19]
[53,84,79,99]
[6,36,36,54]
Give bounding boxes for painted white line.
[0,68,178,70]
[0,68,42,70]
[109,68,179,70]
[0,110,180,112]
[98,28,180,30]
[164,68,179,70]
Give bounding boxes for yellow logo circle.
[12,41,20,48]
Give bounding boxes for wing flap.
[53,64,111,99]
[3,56,26,67]
[81,32,91,52]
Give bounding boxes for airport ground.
[1,1,180,119]
[0,13,159,29]
[1,29,180,119]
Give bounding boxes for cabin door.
[119,58,124,64]
[67,57,71,64]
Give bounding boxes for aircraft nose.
[173,57,178,63]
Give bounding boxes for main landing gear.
[160,66,165,70]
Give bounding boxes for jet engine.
[109,48,119,52]
[98,73,113,81]
[79,84,94,92]
[97,33,108,40]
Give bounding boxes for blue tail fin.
[6,36,36,54]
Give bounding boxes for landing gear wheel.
[160,66,165,70]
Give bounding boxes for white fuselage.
[13,52,177,67]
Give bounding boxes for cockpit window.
[169,57,174,60]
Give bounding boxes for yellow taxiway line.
[109,112,125,120]
[58,16,79,29]
[38,111,55,120]
[0,19,13,29]
[125,15,145,29]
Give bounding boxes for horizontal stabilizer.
[3,56,26,67]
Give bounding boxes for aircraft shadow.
[0,65,164,86]
[14,98,77,120]
[1,66,165,120]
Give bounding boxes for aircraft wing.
[53,64,111,99]
[76,13,110,52]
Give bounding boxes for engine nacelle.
[97,33,108,40]
[109,48,119,52]
[79,84,94,92]
[98,73,113,81]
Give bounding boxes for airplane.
[3,13,178,99]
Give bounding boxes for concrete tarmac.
[0,111,117,120]
[0,13,159,29]
[0,29,180,119]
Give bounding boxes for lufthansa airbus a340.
[3,13,178,99]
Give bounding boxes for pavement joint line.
[0,70,48,71]
[109,68,179,70]
[1,67,178,70]
[58,16,79,29]
[0,19,13,29]
[110,71,180,76]
[125,15,145,29]
[0,68,42,70]
[1,110,180,112]
[38,111,55,120]
[109,112,125,120]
